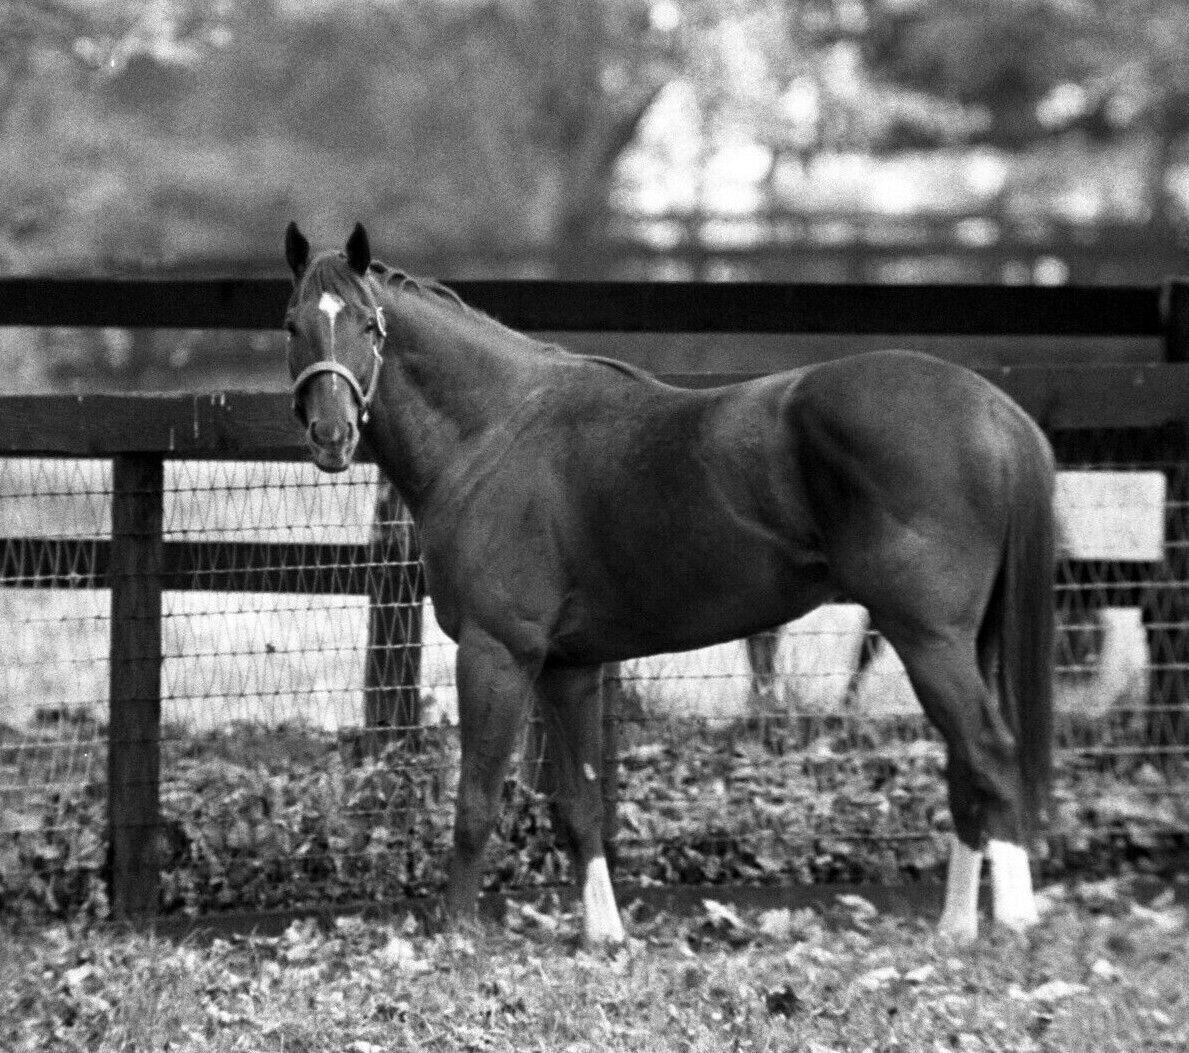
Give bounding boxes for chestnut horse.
[283,223,1055,943]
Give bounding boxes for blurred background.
[4,0,1189,390]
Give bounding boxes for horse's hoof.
[992,908,1040,934]
[582,931,628,954]
[936,914,979,944]
[582,913,627,948]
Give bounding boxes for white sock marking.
[582,855,625,945]
[938,834,982,942]
[987,839,1039,931]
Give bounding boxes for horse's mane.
[306,253,651,383]
[367,260,472,315]
[367,258,553,359]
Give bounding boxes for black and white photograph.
[1,1,1187,1049]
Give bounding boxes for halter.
[290,292,387,426]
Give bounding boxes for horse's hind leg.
[537,663,625,945]
[884,631,1037,939]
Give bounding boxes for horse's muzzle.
[307,421,358,473]
[309,442,355,473]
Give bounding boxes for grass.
[2,878,1186,1052]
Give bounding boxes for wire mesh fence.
[0,423,1187,920]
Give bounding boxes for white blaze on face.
[318,292,345,340]
[316,293,346,394]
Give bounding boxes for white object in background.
[1055,471,1165,562]
[1055,607,1149,720]
[850,635,918,718]
[778,604,870,712]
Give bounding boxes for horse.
[282,222,1056,945]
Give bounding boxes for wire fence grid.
[0,428,1186,918]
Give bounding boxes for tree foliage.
[864,0,1189,148]
[5,0,1189,277]
[0,0,675,274]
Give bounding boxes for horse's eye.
[284,320,298,338]
[363,318,378,334]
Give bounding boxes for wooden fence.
[1,276,1187,920]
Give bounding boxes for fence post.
[364,479,423,753]
[107,453,164,921]
[1156,280,1189,743]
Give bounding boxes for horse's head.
[283,222,387,473]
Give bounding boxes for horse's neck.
[409,299,531,408]
[368,290,541,509]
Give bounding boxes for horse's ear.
[345,222,371,276]
[285,222,310,279]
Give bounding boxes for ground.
[2,875,1186,1052]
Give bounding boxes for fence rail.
[0,277,1169,335]
[0,366,1186,457]
[1,276,1187,922]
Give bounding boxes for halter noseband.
[290,300,387,426]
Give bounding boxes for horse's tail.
[988,429,1056,844]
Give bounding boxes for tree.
[862,0,1189,222]
[1,0,680,277]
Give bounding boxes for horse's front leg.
[538,663,625,946]
[444,622,540,923]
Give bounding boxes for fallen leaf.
[334,915,367,936]
[835,893,878,918]
[1023,979,1088,1003]
[856,965,900,990]
[757,907,794,939]
[1074,877,1122,905]
[904,964,935,984]
[1129,902,1187,933]
[62,964,96,991]
[377,936,431,975]
[1034,887,1065,917]
[517,902,560,932]
[702,899,747,930]
[1090,958,1120,982]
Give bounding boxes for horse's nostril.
[310,418,350,446]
